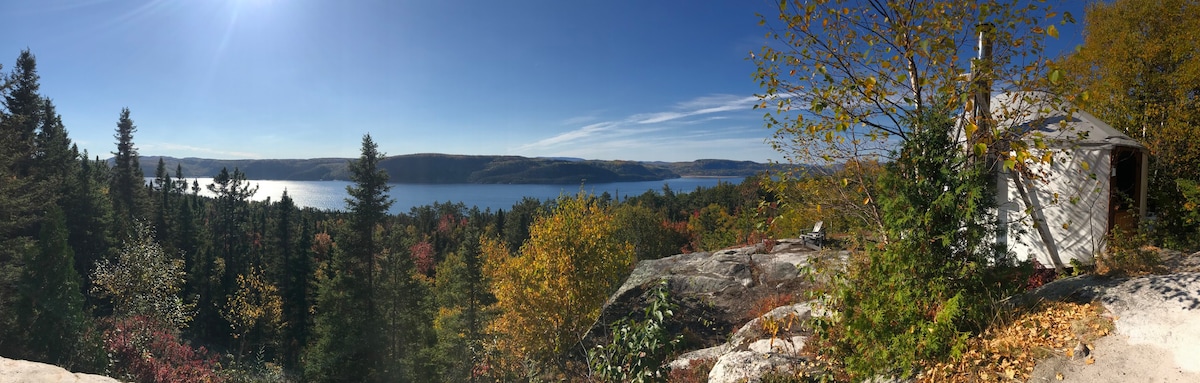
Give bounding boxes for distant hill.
[137,154,781,184]
[657,159,781,177]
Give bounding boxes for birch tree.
[753,0,1074,238]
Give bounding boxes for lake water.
[161,177,739,214]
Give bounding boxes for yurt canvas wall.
[989,92,1147,268]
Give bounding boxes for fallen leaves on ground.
[917,300,1113,382]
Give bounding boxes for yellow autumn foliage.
[223,266,283,344]
[483,193,635,369]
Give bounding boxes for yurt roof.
[990,91,1144,150]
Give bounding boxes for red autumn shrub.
[103,316,224,383]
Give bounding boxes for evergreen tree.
[153,158,174,251]
[13,206,91,367]
[816,105,1021,379]
[344,135,393,295]
[433,228,495,382]
[0,50,45,354]
[32,98,76,199]
[275,191,312,368]
[379,227,435,381]
[173,164,188,195]
[305,134,394,382]
[110,108,147,235]
[2,49,42,177]
[65,152,115,307]
[501,197,546,254]
[208,167,258,278]
[197,166,257,346]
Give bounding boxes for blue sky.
[1,0,1088,162]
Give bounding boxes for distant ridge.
[136,154,782,184]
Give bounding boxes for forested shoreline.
[130,155,781,184]
[0,49,784,382]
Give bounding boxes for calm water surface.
[166,177,739,214]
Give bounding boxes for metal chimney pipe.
[973,23,995,139]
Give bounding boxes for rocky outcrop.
[670,302,824,383]
[590,239,846,382]
[594,239,844,349]
[1028,270,1200,382]
[0,356,120,383]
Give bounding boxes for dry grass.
[917,300,1113,382]
[667,358,717,383]
[748,292,799,319]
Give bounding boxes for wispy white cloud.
[631,94,759,124]
[515,94,775,161]
[560,114,601,126]
[144,142,261,159]
[520,121,618,149]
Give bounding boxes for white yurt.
[989,91,1147,269]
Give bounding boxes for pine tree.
[196,166,257,346]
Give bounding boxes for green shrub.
[757,370,821,383]
[810,105,1025,380]
[1097,225,1162,276]
[1169,178,1200,249]
[588,280,681,383]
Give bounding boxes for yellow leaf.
[1080,161,1090,171]
[1048,24,1060,39]
[1057,372,1065,380]
[1085,356,1095,365]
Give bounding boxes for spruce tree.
[65,152,115,306]
[14,206,91,367]
[111,108,147,235]
[32,99,77,198]
[275,190,310,367]
[3,49,42,177]
[306,134,394,382]
[433,227,494,382]
[153,157,174,249]
[207,167,258,288]
[0,50,45,354]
